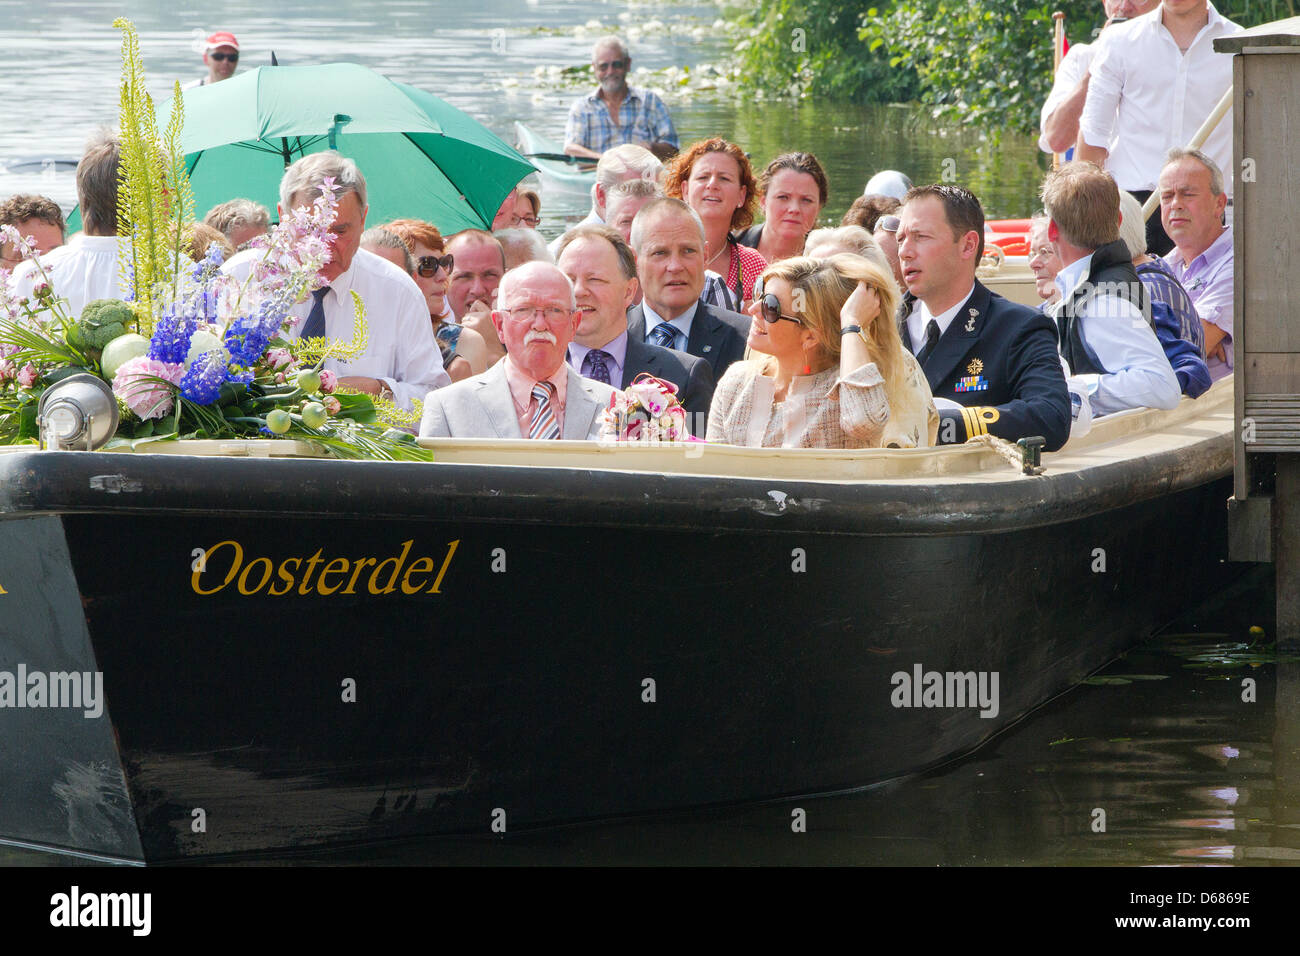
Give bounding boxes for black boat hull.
[0,444,1232,861]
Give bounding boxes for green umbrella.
[152,63,534,234]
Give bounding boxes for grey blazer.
[418,361,617,440]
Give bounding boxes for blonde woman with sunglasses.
[706,254,937,449]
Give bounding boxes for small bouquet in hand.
[600,374,690,443]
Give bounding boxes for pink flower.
[318,369,337,393]
[266,347,293,370]
[112,357,183,420]
[322,395,341,415]
[0,359,14,383]
[16,363,38,388]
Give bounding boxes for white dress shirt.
[1079,5,1241,195]
[7,235,126,320]
[906,283,975,353]
[1038,41,1095,155]
[1052,253,1180,416]
[224,247,450,409]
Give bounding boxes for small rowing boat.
[515,121,596,193]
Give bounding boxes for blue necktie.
[649,322,677,350]
[584,348,612,384]
[302,287,329,339]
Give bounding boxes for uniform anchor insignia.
[964,308,978,332]
[967,358,984,376]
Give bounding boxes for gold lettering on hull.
[191,539,461,597]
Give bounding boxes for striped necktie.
[649,322,678,350]
[584,348,612,384]
[301,287,329,339]
[529,382,560,440]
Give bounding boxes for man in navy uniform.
[896,184,1071,451]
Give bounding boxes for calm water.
[1,0,1290,871]
[0,0,1046,228]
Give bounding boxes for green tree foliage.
[733,0,919,101]
[864,1,1103,134]
[738,0,1291,133]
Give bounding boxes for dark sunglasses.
[877,214,900,233]
[752,278,803,326]
[416,254,454,278]
[209,51,238,62]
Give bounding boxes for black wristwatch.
[840,325,862,335]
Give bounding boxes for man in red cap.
[184,31,240,90]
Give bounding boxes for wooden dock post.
[1218,18,1300,648]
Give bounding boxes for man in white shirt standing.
[223,152,449,410]
[8,132,125,317]
[1076,0,1241,256]
[1039,0,1158,157]
[1040,162,1180,416]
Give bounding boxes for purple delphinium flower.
[179,349,228,405]
[223,313,272,368]
[149,309,198,364]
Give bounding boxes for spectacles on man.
[752,278,804,326]
[416,254,454,278]
[595,59,626,71]
[209,51,238,62]
[505,306,570,322]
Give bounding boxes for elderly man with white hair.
[418,261,618,440]
[495,227,554,271]
[563,35,678,161]
[547,144,663,258]
[222,150,450,409]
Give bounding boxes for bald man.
[419,261,618,440]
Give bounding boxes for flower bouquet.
[599,374,692,443]
[0,20,428,462]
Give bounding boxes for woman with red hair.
[664,138,767,307]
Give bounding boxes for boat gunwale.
[0,432,1231,538]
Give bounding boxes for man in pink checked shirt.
[418,261,618,440]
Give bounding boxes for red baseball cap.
[204,31,240,52]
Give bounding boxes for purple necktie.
[585,348,612,384]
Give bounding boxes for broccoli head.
[72,299,135,351]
